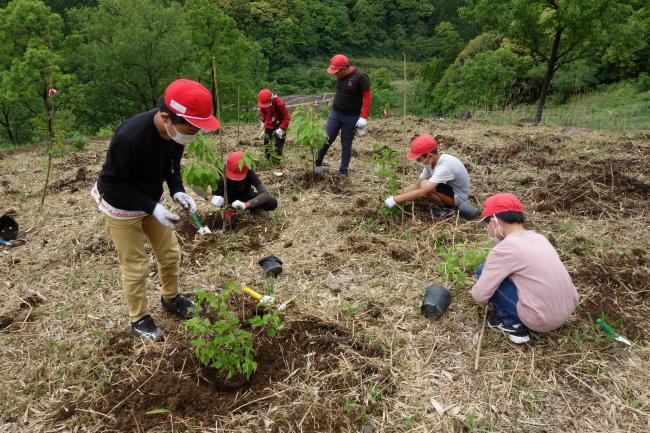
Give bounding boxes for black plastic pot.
[0,215,18,241]
[258,255,283,277]
[421,284,451,320]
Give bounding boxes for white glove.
[173,192,196,213]
[210,195,224,207]
[152,204,180,229]
[260,295,275,304]
[259,121,264,129]
[275,128,284,138]
[232,200,247,210]
[355,117,367,128]
[384,196,397,208]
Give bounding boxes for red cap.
[406,135,437,160]
[164,79,220,131]
[258,88,272,108]
[225,151,248,181]
[327,54,349,74]
[480,193,524,221]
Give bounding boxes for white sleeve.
[429,165,454,184]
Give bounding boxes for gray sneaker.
[131,315,165,342]
[161,294,196,319]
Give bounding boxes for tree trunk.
[535,27,563,124]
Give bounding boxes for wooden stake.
[211,56,229,228]
[402,53,408,148]
[474,306,488,371]
[39,34,56,212]
[403,53,407,120]
[237,85,240,144]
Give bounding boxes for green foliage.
[185,0,267,123]
[637,73,650,93]
[436,242,490,288]
[549,60,599,102]
[371,143,402,195]
[292,106,327,168]
[419,22,466,90]
[461,0,634,117]
[431,47,532,112]
[67,0,192,129]
[182,135,223,191]
[0,0,72,145]
[185,284,283,380]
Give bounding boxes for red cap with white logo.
[164,79,220,131]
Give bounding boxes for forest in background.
[0,0,648,146]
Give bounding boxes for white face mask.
[165,121,198,145]
[488,218,504,244]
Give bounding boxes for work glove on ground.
[210,195,225,207]
[355,117,367,128]
[152,204,180,229]
[232,200,247,210]
[384,196,397,208]
[275,128,284,138]
[173,192,197,214]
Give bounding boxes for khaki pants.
[103,214,181,322]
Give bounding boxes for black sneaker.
[487,313,530,344]
[161,294,196,319]
[431,207,455,219]
[131,315,165,342]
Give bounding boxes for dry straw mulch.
[1,118,649,432]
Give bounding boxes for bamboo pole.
[211,56,230,229]
[38,34,56,212]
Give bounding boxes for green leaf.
[146,407,170,415]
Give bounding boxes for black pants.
[263,128,286,160]
[230,189,277,211]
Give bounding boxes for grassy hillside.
[470,80,650,132]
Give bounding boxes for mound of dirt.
[93,307,388,432]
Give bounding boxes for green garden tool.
[190,212,212,235]
[596,318,631,346]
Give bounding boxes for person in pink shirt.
[471,193,579,344]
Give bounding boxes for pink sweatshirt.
[471,231,579,332]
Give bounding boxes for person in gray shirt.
[383,135,473,217]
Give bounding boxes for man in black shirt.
[315,53,372,176]
[93,79,220,341]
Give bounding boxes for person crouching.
[471,193,578,344]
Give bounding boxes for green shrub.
[637,73,650,92]
[430,47,531,113]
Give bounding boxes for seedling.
[185,284,283,380]
[293,106,328,178]
[371,143,402,216]
[437,242,490,288]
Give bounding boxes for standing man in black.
[92,79,220,341]
[315,54,372,177]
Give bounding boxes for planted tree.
[182,136,256,229]
[185,284,283,380]
[371,143,402,216]
[437,242,490,288]
[292,106,327,176]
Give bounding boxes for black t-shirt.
[97,109,185,214]
[332,68,370,116]
[213,170,265,201]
